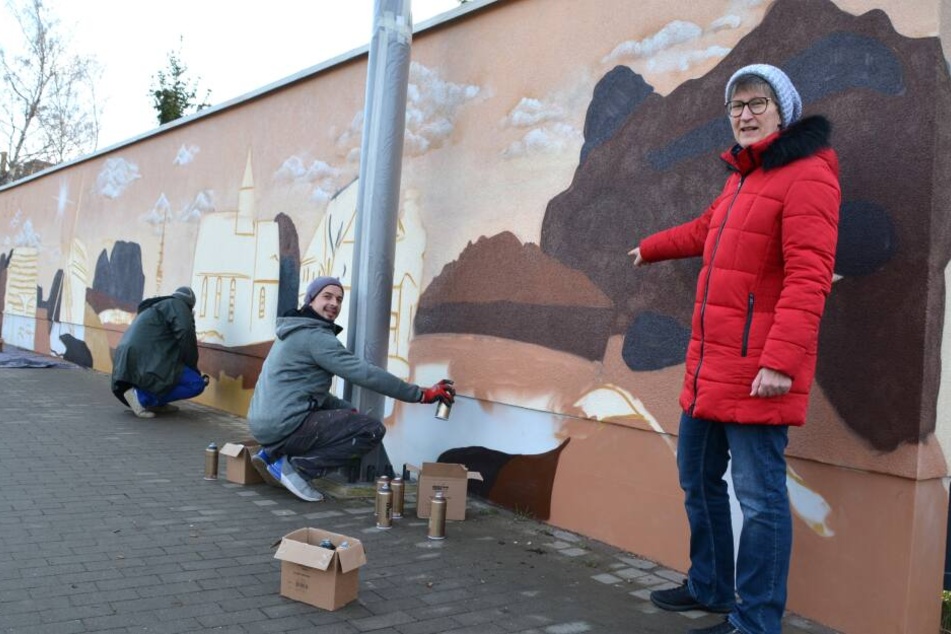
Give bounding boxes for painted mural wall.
[0,0,949,631]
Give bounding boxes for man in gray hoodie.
[247,276,455,501]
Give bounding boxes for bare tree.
[0,0,101,184]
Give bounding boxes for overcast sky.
[2,0,461,150]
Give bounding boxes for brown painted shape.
[415,232,615,360]
[484,439,569,520]
[198,341,272,391]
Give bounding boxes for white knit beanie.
[725,64,802,128]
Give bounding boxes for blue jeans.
[135,366,206,408]
[678,412,791,634]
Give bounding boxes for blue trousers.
[134,366,206,408]
[678,412,791,634]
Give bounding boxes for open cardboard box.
[274,527,367,611]
[408,462,483,520]
[220,440,263,484]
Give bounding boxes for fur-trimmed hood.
[723,115,832,175]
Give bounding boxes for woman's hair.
[727,74,778,102]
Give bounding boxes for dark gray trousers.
[264,409,386,480]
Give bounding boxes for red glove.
[419,379,456,405]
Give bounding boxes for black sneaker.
[688,618,740,634]
[649,581,732,613]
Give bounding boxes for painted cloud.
[602,3,764,81]
[180,190,215,222]
[14,219,41,248]
[174,145,200,165]
[275,156,341,203]
[97,157,141,199]
[336,62,482,161]
[404,62,481,156]
[501,97,583,158]
[710,14,742,32]
[144,194,172,232]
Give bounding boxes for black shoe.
[687,618,740,634]
[649,581,733,613]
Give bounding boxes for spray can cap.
[434,490,445,499]
[207,442,217,450]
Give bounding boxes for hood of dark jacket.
[135,294,182,313]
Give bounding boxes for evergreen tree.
[149,39,210,125]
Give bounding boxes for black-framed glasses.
[725,97,771,117]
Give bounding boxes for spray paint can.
[391,476,404,518]
[427,490,447,540]
[376,481,393,529]
[435,401,452,420]
[203,442,219,480]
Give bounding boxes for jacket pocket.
[741,293,754,357]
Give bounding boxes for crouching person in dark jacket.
[111,286,207,419]
[246,276,455,502]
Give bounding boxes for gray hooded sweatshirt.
[247,311,422,445]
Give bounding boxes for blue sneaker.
[251,449,280,488]
[273,457,324,502]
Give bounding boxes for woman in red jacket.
[629,64,840,634]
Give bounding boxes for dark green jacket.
[247,308,422,445]
[111,295,199,403]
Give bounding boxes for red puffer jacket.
[639,116,840,426]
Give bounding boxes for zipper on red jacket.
[689,175,745,416]
[741,292,754,357]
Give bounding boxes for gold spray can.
[391,477,404,518]
[376,482,393,529]
[428,490,447,540]
[203,442,218,480]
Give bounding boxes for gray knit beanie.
[172,286,196,308]
[725,63,802,129]
[303,276,344,306]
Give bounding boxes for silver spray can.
[427,490,447,540]
[203,442,218,480]
[435,401,452,420]
[391,476,405,518]
[376,482,393,529]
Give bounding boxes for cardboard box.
[410,462,483,520]
[273,528,367,611]
[220,440,263,484]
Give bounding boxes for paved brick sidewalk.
[0,360,839,633]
